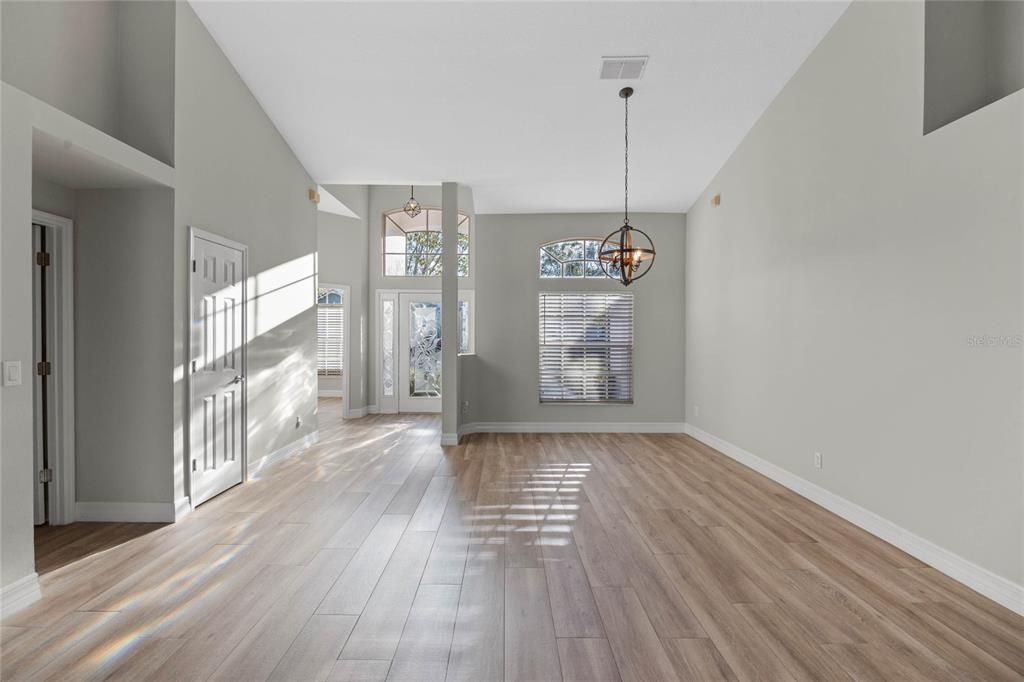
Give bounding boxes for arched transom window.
[539,238,619,279]
[384,208,470,277]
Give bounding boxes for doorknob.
[232,375,245,384]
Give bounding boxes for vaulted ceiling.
[191,1,849,214]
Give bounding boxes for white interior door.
[398,292,442,413]
[190,230,246,507]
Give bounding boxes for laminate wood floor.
[34,523,167,576]
[2,398,1021,681]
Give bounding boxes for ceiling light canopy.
[599,87,656,286]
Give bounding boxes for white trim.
[318,389,344,398]
[174,496,192,522]
[346,405,370,418]
[376,289,475,413]
[31,210,76,525]
[187,227,249,503]
[77,501,179,523]
[683,423,1024,617]
[440,432,459,446]
[0,573,41,618]
[317,282,350,412]
[248,430,320,477]
[459,421,686,435]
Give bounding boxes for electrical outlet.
[693,405,700,417]
[814,452,822,469]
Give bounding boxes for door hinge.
[39,469,53,484]
[191,360,197,373]
[36,361,52,376]
[36,251,51,267]
[191,459,198,472]
[192,259,197,273]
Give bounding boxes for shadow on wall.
[173,252,319,493]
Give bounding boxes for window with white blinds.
[317,288,344,377]
[539,292,633,403]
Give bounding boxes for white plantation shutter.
[317,303,344,376]
[539,292,633,403]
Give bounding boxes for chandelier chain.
[624,92,629,225]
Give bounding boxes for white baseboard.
[683,423,1024,616]
[249,430,320,476]
[345,406,368,419]
[441,432,459,446]
[0,572,41,617]
[459,421,686,435]
[367,405,380,414]
[76,500,178,523]
[318,389,344,398]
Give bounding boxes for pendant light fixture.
[403,185,422,218]
[599,87,655,286]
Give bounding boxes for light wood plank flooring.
[2,398,1021,680]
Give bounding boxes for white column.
[440,182,459,442]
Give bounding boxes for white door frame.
[31,210,76,525]
[376,288,474,413]
[186,226,249,509]
[316,282,351,415]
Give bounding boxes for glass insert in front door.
[409,301,442,398]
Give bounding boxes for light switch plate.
[3,361,23,386]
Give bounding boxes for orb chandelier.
[599,87,656,286]
[403,185,422,218]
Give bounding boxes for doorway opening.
[377,289,473,413]
[31,210,76,529]
[317,283,350,412]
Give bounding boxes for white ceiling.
[191,1,848,214]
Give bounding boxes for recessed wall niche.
[1,0,176,165]
[924,0,1024,134]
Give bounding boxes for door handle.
[231,375,245,384]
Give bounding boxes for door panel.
[398,293,442,413]
[190,233,246,507]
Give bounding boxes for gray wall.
[1,83,39,590]
[31,176,75,219]
[116,0,176,165]
[318,185,370,410]
[76,189,175,503]
[924,0,1024,133]
[1,1,121,138]
[172,2,319,502]
[686,1,1023,584]
[472,212,686,425]
[1,0,175,164]
[1,1,320,592]
[458,353,480,427]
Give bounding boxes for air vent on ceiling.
[600,56,648,80]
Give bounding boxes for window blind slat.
[317,304,344,376]
[538,292,633,403]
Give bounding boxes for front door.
[398,292,442,413]
[189,229,246,506]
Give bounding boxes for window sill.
[539,401,634,406]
